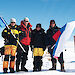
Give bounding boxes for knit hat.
[24,17,29,21]
[10,18,16,23]
[36,23,41,28]
[50,20,55,25]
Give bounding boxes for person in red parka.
[16,17,32,72]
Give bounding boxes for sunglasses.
[24,20,28,22]
[51,22,55,24]
[11,22,15,23]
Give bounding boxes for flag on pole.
[53,21,75,58]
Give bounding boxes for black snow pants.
[16,45,29,70]
[33,56,42,71]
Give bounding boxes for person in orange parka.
[16,17,32,72]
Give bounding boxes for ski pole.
[0,16,26,53]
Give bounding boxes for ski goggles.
[11,22,16,23]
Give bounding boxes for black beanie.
[50,20,55,25]
[36,23,41,28]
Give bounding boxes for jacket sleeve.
[17,26,25,41]
[2,28,10,39]
[45,30,51,46]
[30,30,35,46]
[42,32,47,51]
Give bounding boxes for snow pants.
[33,48,44,71]
[33,56,42,71]
[16,45,29,70]
[33,48,44,56]
[3,45,17,70]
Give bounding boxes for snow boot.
[3,68,8,73]
[33,68,37,72]
[16,65,20,72]
[38,66,41,71]
[21,66,28,72]
[16,62,20,72]
[49,63,56,70]
[61,63,65,72]
[10,68,15,73]
[33,62,38,72]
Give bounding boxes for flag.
[53,21,75,58]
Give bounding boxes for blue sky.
[0,0,75,40]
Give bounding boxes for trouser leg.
[49,48,57,70]
[33,56,38,71]
[21,53,27,68]
[10,45,17,73]
[58,52,65,72]
[21,52,28,71]
[3,45,11,73]
[21,45,29,71]
[49,57,57,70]
[3,55,9,73]
[37,56,42,71]
[16,53,21,72]
[33,56,42,71]
[10,56,15,73]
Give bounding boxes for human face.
[50,22,55,27]
[36,27,41,31]
[24,19,29,26]
[11,22,16,26]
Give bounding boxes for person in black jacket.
[46,20,65,72]
[30,23,46,72]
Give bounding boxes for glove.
[8,29,11,32]
[46,45,51,48]
[14,37,18,41]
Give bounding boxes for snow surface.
[0,40,75,75]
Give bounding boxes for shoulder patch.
[4,30,7,32]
